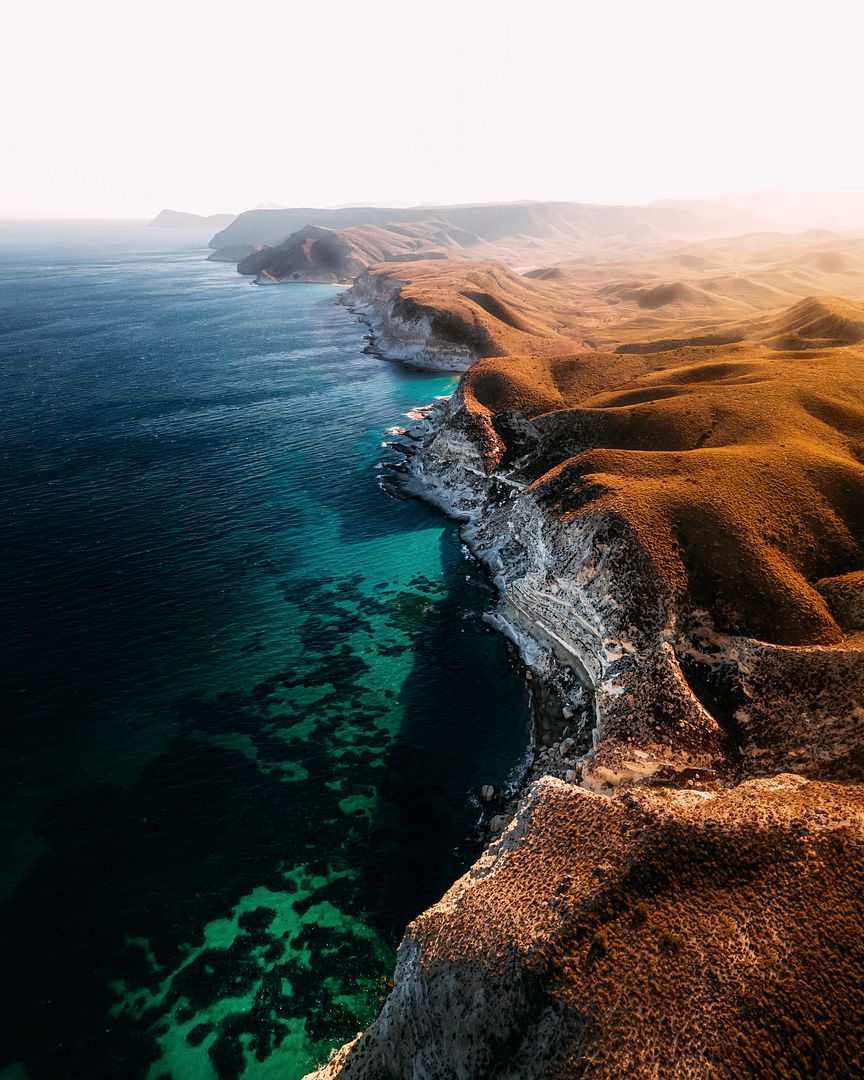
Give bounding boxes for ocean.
[0,223,528,1079]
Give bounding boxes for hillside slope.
[209,200,754,267]
[344,232,864,366]
[310,227,864,1079]
[150,209,235,230]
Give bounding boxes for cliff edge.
[306,775,864,1078]
[307,236,864,1077]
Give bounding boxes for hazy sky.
[2,0,863,218]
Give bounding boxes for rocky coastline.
[300,268,864,1078]
[341,272,481,373]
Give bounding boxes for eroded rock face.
[344,271,483,372]
[400,339,864,789]
[307,776,864,1079]
[308,272,864,1077]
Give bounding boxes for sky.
[1,0,863,218]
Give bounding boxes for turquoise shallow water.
[0,223,528,1079]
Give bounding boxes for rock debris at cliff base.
[305,227,864,1079]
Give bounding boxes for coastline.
[339,275,694,790]
[383,396,595,771]
[339,276,480,373]
[294,288,629,1080]
[381,394,581,809]
[297,264,864,1078]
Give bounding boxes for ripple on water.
[0,226,528,1080]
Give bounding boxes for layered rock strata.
[343,269,483,372]
[305,267,864,1078]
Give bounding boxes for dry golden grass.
[363,231,864,356]
[371,235,864,647]
[462,337,864,645]
[398,777,864,1079]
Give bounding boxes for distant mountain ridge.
[214,201,758,284]
[210,200,757,248]
[150,209,235,230]
[199,194,864,290]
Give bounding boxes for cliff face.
[307,774,864,1079]
[343,269,487,371]
[306,247,864,1075]
[342,261,597,371]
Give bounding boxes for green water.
[0,223,529,1079]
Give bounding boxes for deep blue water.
[0,223,528,1079]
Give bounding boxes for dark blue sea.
[0,223,528,1079]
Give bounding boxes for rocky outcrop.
[305,293,864,1075]
[343,270,485,371]
[306,774,864,1078]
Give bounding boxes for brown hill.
[758,295,864,348]
[352,235,864,648]
[351,232,864,359]
[464,335,864,645]
[235,221,483,283]
[352,260,593,356]
[314,775,864,1080]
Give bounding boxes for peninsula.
[214,198,864,1078]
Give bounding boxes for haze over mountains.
[203,199,753,281]
[151,190,861,287]
[287,187,864,1077]
[353,229,864,358]
[149,209,235,230]
[656,189,864,232]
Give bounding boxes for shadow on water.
[0,245,529,1079]
[351,526,529,935]
[0,534,527,1080]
